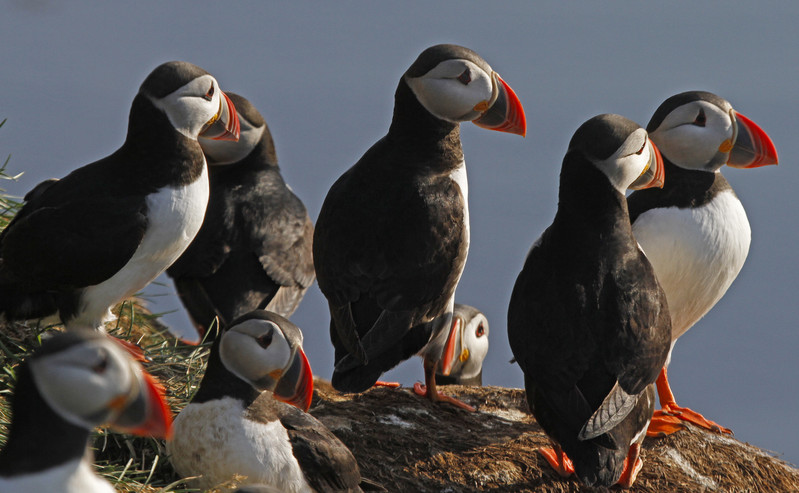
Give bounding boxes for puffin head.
[219,310,314,412]
[27,330,172,439]
[568,114,665,195]
[437,304,489,384]
[647,91,778,172]
[140,61,240,142]
[404,44,526,136]
[199,92,271,166]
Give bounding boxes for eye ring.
[256,332,273,349]
[693,108,706,127]
[203,84,215,102]
[456,69,471,85]
[476,323,485,337]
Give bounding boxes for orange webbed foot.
[413,382,475,412]
[538,446,575,478]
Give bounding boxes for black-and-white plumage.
[167,310,366,492]
[508,114,670,487]
[628,91,778,436]
[313,44,525,408]
[167,93,314,333]
[0,61,240,344]
[0,330,172,493]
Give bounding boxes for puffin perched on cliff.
[508,114,670,488]
[0,330,172,493]
[313,44,525,410]
[167,310,369,492]
[628,91,778,436]
[0,61,239,344]
[167,92,314,333]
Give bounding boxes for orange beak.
[473,73,527,137]
[726,111,778,169]
[199,91,240,142]
[272,348,314,412]
[110,371,173,440]
[440,316,462,376]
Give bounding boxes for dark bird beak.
[726,111,779,168]
[199,91,241,141]
[472,73,527,136]
[272,347,314,412]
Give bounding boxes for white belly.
[0,458,114,493]
[167,398,312,492]
[633,190,750,341]
[75,165,209,329]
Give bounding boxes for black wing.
[1,159,148,291]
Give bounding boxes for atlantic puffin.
[167,92,314,333]
[508,114,671,488]
[433,303,490,386]
[313,44,525,410]
[0,330,172,493]
[628,91,778,436]
[167,310,367,492]
[0,61,240,344]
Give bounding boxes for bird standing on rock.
[0,61,240,344]
[508,114,670,488]
[313,44,525,410]
[167,92,315,334]
[628,91,779,436]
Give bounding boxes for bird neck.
[385,79,464,172]
[191,337,261,406]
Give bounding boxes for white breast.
[0,457,114,493]
[167,398,312,493]
[75,165,210,329]
[633,190,751,341]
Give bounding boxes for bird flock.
[0,43,778,492]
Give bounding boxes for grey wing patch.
[262,285,310,319]
[578,381,640,441]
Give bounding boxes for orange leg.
[538,443,575,478]
[412,357,475,412]
[615,443,643,488]
[647,367,732,437]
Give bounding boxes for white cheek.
[652,125,727,168]
[406,70,493,122]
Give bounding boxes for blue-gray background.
[2,1,796,465]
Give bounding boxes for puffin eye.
[635,141,646,155]
[693,108,706,127]
[476,323,485,337]
[92,353,110,374]
[203,84,215,102]
[256,332,273,349]
[456,69,471,85]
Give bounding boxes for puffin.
[313,44,525,410]
[508,114,671,488]
[0,61,240,344]
[167,310,367,492]
[627,91,778,436]
[167,92,315,333]
[0,330,172,493]
[433,303,490,386]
